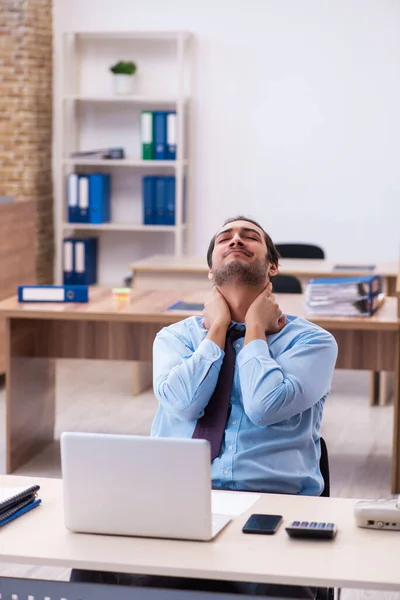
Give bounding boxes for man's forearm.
[244,322,266,346]
[206,321,229,350]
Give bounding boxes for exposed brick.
[0,0,54,284]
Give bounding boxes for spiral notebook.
[0,485,41,527]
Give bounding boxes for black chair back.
[319,437,330,497]
[276,243,325,259]
[271,274,302,294]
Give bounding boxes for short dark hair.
[206,215,280,268]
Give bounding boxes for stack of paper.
[305,275,383,317]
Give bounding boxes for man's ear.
[208,269,214,280]
[268,263,279,278]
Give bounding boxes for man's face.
[209,220,278,286]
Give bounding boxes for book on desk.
[168,301,204,312]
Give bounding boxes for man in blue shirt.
[152,215,338,495]
[71,216,337,597]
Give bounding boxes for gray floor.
[0,361,398,599]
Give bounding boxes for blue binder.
[155,177,167,224]
[142,176,156,225]
[73,237,98,285]
[153,111,167,160]
[166,111,177,160]
[18,285,89,303]
[63,237,75,285]
[89,173,111,224]
[77,175,90,223]
[67,174,79,222]
[309,275,382,297]
[164,176,176,225]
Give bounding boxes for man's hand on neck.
[216,282,267,324]
[244,282,287,345]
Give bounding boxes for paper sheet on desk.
[211,491,260,516]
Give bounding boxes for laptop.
[60,432,231,541]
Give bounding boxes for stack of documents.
[305,275,383,317]
[0,485,41,528]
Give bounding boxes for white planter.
[112,74,135,95]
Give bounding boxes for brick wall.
[0,0,54,283]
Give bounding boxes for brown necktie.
[192,327,244,460]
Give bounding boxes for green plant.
[109,61,137,75]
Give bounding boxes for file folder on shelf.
[154,177,166,224]
[141,111,154,160]
[63,238,75,284]
[67,173,79,222]
[142,176,156,225]
[153,111,167,160]
[165,176,176,225]
[18,285,89,303]
[166,111,177,160]
[88,173,111,224]
[73,237,98,285]
[78,175,90,223]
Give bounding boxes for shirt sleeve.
[237,328,338,426]
[153,325,225,422]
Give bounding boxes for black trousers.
[70,568,317,598]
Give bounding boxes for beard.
[213,258,268,286]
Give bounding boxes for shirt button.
[235,343,241,349]
[231,396,235,402]
[231,420,237,425]
[223,469,229,475]
[228,445,233,451]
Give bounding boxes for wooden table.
[0,288,399,493]
[129,254,399,296]
[0,474,399,596]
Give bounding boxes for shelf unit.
[57,31,194,285]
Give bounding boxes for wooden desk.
[129,254,399,296]
[0,474,399,594]
[0,289,399,493]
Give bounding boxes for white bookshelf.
[62,223,185,233]
[57,31,194,285]
[63,159,188,168]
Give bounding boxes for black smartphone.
[242,514,283,535]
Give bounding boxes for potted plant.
[109,60,137,95]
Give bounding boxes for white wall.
[53,0,400,274]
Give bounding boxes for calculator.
[285,521,337,539]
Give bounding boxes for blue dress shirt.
[151,315,338,495]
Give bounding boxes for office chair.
[319,437,330,498]
[276,244,325,260]
[271,274,302,294]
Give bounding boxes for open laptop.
[60,432,231,541]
